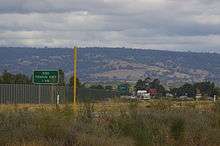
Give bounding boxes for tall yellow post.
[73,47,77,110]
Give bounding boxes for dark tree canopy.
[58,69,65,86]
[90,84,104,90]
[135,79,146,91]
[171,81,217,98]
[194,81,215,97]
[105,85,113,91]
[135,78,166,97]
[0,70,31,84]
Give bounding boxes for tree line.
[0,70,32,84]
[134,77,220,98]
[0,70,114,91]
[1,71,219,97]
[170,81,219,98]
[0,70,65,85]
[134,77,166,97]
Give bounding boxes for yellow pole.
[73,46,77,110]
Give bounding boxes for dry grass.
[0,100,219,146]
[0,100,214,111]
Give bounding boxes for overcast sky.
[0,0,220,53]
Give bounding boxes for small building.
[147,88,157,97]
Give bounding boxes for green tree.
[14,73,32,84]
[58,69,66,86]
[194,81,215,97]
[157,84,166,97]
[135,79,145,91]
[135,78,166,97]
[170,88,179,97]
[149,79,166,97]
[143,77,151,88]
[1,70,14,84]
[105,85,113,91]
[181,83,196,97]
[90,84,104,90]
[149,79,160,89]
[172,83,196,98]
[0,70,31,84]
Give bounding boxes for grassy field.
[0,100,220,146]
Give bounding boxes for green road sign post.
[33,70,59,105]
[118,83,130,95]
[33,70,59,84]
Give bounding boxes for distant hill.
[0,47,219,86]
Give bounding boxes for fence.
[0,84,65,104]
[66,87,119,102]
[0,84,119,104]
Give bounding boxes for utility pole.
[73,46,77,110]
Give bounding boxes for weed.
[170,117,185,141]
[0,101,219,146]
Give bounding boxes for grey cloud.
[0,0,220,53]
[0,0,122,14]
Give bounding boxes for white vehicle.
[195,94,202,100]
[179,96,193,101]
[137,90,151,100]
[137,90,147,95]
[130,96,137,99]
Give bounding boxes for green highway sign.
[33,70,59,84]
[117,83,129,95]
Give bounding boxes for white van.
[137,90,151,100]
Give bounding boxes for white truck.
[137,90,151,100]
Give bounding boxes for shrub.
[170,117,185,141]
[0,101,220,146]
